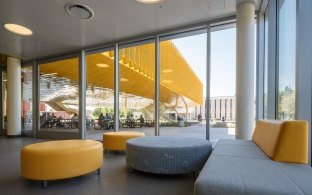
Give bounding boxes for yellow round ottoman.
[103,131,145,153]
[21,140,103,188]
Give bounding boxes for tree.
[278,85,295,120]
[127,110,134,118]
[92,108,103,118]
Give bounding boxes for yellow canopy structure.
[40,41,203,105]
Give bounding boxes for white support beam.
[7,57,21,136]
[236,1,255,139]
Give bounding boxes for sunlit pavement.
[86,124,235,146]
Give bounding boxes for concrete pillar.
[236,0,255,139]
[7,57,21,136]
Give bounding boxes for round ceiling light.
[3,23,33,36]
[96,63,110,68]
[65,3,94,19]
[136,0,164,4]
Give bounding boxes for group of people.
[125,114,145,128]
[97,113,112,130]
[41,112,148,130]
[41,113,59,128]
[40,113,79,128]
[97,113,145,129]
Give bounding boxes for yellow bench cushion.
[252,120,308,164]
[21,140,103,180]
[103,131,145,151]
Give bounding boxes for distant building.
[210,96,236,121]
[163,96,236,122]
[194,96,236,122]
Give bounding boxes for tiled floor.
[0,125,234,195]
[0,137,195,195]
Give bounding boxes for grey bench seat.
[194,139,312,195]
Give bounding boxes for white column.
[7,57,21,136]
[236,0,255,139]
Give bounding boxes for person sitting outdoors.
[71,113,79,129]
[139,115,145,128]
[103,113,112,129]
[104,113,111,120]
[56,116,63,127]
[40,113,46,127]
[98,113,105,122]
[97,113,105,129]
[51,113,57,126]
[129,114,135,128]
[42,113,53,128]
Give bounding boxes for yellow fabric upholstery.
[252,120,284,158]
[103,131,145,151]
[252,120,308,164]
[21,140,103,180]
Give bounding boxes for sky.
[278,0,296,91]
[172,28,236,97]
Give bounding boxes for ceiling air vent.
[65,3,94,19]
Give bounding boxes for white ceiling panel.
[0,0,261,60]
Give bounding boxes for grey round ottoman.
[126,136,212,174]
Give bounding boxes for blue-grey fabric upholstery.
[194,139,312,195]
[126,136,212,174]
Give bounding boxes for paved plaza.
[87,123,235,146]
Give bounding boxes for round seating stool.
[103,131,145,153]
[21,140,103,188]
[126,136,212,174]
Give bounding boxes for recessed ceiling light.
[3,23,33,36]
[162,69,173,73]
[65,3,94,19]
[96,63,110,68]
[120,78,128,82]
[136,0,164,4]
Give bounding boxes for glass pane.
[86,50,115,140]
[119,43,155,136]
[264,8,269,119]
[39,57,79,132]
[278,0,296,120]
[160,33,206,138]
[210,27,236,143]
[22,67,33,132]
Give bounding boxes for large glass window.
[39,57,79,132]
[277,0,296,120]
[86,50,115,139]
[160,32,206,138]
[210,26,236,143]
[21,67,33,132]
[119,43,155,136]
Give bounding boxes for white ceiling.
[0,0,260,61]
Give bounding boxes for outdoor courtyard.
[86,123,235,146]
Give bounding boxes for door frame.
[0,69,7,136]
